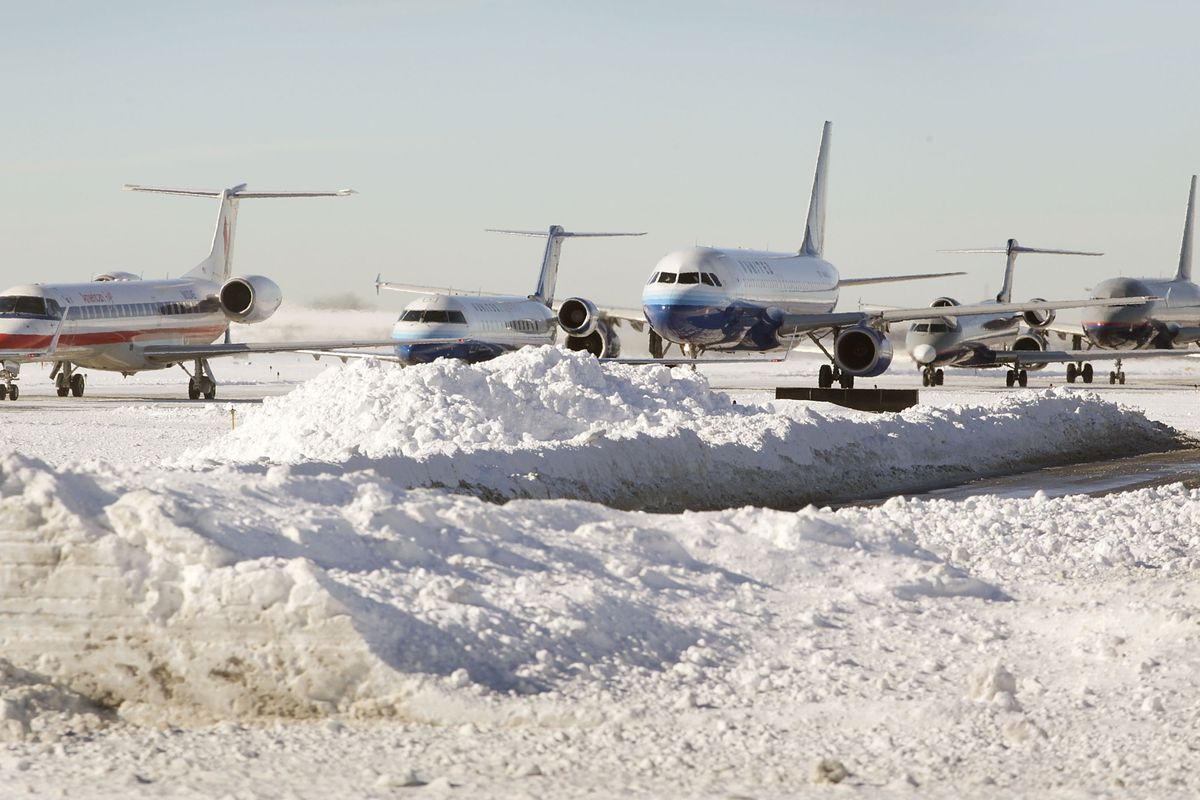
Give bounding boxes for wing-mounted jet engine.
[558,297,621,358]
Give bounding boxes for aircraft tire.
[8,385,17,401]
[1118,372,1126,385]
[1082,364,1093,383]
[935,369,944,386]
[921,371,930,387]
[1005,370,1016,388]
[57,386,69,397]
[204,387,217,400]
[1109,371,1116,385]
[839,373,855,389]
[69,374,85,397]
[818,364,833,389]
[188,378,201,401]
[1066,363,1077,383]
[1018,369,1028,387]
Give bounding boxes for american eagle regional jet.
[0,184,395,401]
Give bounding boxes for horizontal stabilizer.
[123,184,356,198]
[839,271,965,287]
[142,339,399,364]
[998,348,1200,365]
[486,229,645,238]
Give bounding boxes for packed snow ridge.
[185,347,1188,510]
[4,447,1200,796]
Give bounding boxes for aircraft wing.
[299,349,405,364]
[141,340,403,364]
[873,295,1153,324]
[993,349,1200,365]
[838,271,965,287]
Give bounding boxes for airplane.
[632,120,981,388]
[0,184,398,401]
[904,240,1153,387]
[372,226,647,364]
[1060,174,1200,384]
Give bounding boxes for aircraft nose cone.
[911,343,937,364]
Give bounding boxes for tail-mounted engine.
[930,297,960,309]
[1021,298,1056,328]
[220,275,283,324]
[833,325,893,377]
[558,297,621,357]
[1012,332,1048,371]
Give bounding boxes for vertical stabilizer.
[123,183,355,284]
[939,239,1103,302]
[800,121,832,257]
[1176,175,1196,282]
[486,227,646,305]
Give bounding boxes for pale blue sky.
[2,1,1198,312]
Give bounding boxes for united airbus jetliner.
[375,226,646,363]
[904,240,1151,386]
[0,184,396,401]
[632,121,1152,388]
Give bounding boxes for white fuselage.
[390,293,557,364]
[641,247,840,351]
[905,302,1038,369]
[0,278,227,371]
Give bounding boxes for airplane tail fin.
[939,239,1102,303]
[487,227,645,305]
[1176,175,1196,282]
[799,120,832,257]
[123,184,355,284]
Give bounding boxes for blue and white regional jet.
[374,227,646,364]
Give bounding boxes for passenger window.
[678,273,700,284]
[658,273,676,284]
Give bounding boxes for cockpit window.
[927,322,951,333]
[401,309,467,324]
[646,272,659,285]
[657,272,676,284]
[710,274,722,286]
[700,273,714,286]
[677,272,700,284]
[913,323,929,332]
[0,295,60,319]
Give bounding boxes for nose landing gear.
[1108,359,1126,385]
[817,364,855,389]
[920,366,944,387]
[0,361,19,401]
[1005,368,1029,388]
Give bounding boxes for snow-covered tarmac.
[2,316,1200,798]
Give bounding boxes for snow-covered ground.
[2,313,1200,798]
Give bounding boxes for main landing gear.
[818,363,855,389]
[0,361,19,401]
[1005,368,1029,388]
[52,362,86,397]
[1065,363,1094,384]
[184,358,218,400]
[921,366,944,387]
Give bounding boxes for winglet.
[800,121,832,257]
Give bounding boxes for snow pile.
[0,660,111,742]
[183,347,1187,510]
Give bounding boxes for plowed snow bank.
[184,348,1186,510]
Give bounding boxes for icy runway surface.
[185,348,1184,510]
[3,337,1200,797]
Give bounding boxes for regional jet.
[0,184,397,400]
[374,226,645,363]
[904,240,1151,387]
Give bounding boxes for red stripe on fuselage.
[0,325,227,350]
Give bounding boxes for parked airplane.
[0,184,396,401]
[1063,174,1200,383]
[633,120,976,388]
[904,240,1151,387]
[374,226,646,364]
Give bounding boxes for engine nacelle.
[1012,333,1048,371]
[565,320,621,358]
[557,297,600,337]
[833,325,893,377]
[220,275,282,324]
[92,271,140,282]
[930,297,960,308]
[1021,298,1056,328]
